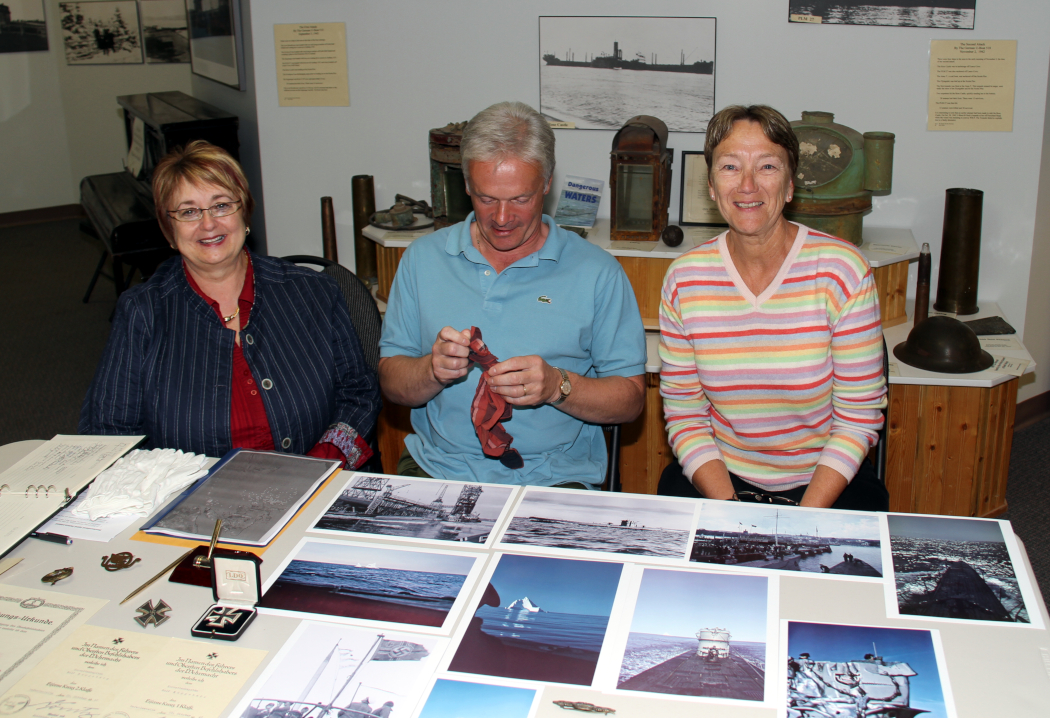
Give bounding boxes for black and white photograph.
[783,621,955,718]
[691,502,883,578]
[232,620,445,718]
[140,0,188,63]
[59,1,142,64]
[539,16,716,133]
[885,514,1041,626]
[311,474,516,548]
[448,553,623,686]
[497,487,695,559]
[789,1,976,29]
[186,0,244,88]
[0,0,48,53]
[259,538,484,632]
[614,568,770,704]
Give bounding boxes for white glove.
[75,448,209,520]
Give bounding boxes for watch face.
[794,127,853,188]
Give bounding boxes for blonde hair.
[152,140,253,241]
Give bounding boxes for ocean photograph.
[449,554,623,685]
[539,16,716,133]
[313,474,514,546]
[691,502,883,578]
[499,488,693,558]
[417,679,536,718]
[617,569,768,702]
[235,620,442,718]
[789,1,975,28]
[785,622,952,718]
[260,539,479,628]
[887,514,1032,624]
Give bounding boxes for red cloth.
[467,327,523,469]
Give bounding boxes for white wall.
[249,1,1049,338]
[0,1,192,214]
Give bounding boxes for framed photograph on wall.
[0,0,49,53]
[59,1,143,64]
[185,0,245,89]
[679,151,726,227]
[539,16,716,133]
[788,2,976,29]
[140,0,189,63]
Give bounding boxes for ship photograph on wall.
[0,0,48,53]
[788,1,976,29]
[539,16,716,133]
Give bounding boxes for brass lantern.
[609,115,673,242]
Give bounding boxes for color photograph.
[139,0,188,63]
[886,514,1038,626]
[691,502,883,578]
[539,16,716,133]
[788,1,975,29]
[233,620,444,718]
[783,621,954,718]
[416,678,536,718]
[616,568,769,703]
[448,553,623,685]
[0,0,48,53]
[259,538,482,631]
[312,474,516,548]
[59,1,142,64]
[498,487,694,559]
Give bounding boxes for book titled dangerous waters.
[553,175,604,228]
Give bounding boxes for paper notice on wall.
[274,23,350,107]
[990,355,1029,376]
[125,117,145,178]
[554,175,604,228]
[928,40,1017,131]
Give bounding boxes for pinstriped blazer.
[78,252,380,458]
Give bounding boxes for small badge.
[41,567,73,585]
[135,599,172,627]
[102,552,141,571]
[538,295,552,304]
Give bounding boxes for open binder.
[0,435,144,557]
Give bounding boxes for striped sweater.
[659,223,887,492]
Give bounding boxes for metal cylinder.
[914,242,931,325]
[321,197,338,263]
[351,175,377,283]
[933,188,983,316]
[863,131,894,196]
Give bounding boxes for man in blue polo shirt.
[378,101,646,487]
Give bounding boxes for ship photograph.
[260,538,481,630]
[448,554,622,686]
[539,16,716,132]
[785,621,953,718]
[313,474,514,547]
[887,514,1035,625]
[498,488,693,558]
[237,620,440,718]
[616,568,769,703]
[690,502,883,578]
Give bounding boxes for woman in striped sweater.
[658,105,888,510]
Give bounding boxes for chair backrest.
[282,255,381,373]
[603,424,622,492]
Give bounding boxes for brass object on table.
[893,315,993,374]
[914,243,931,325]
[430,121,472,230]
[934,188,983,316]
[321,196,339,263]
[101,552,141,571]
[120,548,194,605]
[553,700,615,713]
[41,567,73,585]
[610,115,673,242]
[351,175,378,283]
[134,599,172,627]
[784,111,895,246]
[369,195,435,231]
[193,518,224,569]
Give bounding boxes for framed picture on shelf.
[0,0,49,54]
[185,0,245,89]
[59,1,143,65]
[679,151,726,227]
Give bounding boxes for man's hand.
[486,355,560,407]
[430,327,472,386]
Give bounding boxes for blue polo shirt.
[379,213,646,486]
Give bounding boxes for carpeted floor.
[1,218,1047,607]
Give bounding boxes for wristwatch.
[551,367,572,406]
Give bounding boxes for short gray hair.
[460,101,555,188]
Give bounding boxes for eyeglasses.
[735,491,799,506]
[166,201,242,222]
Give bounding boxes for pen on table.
[120,547,195,605]
[30,532,73,545]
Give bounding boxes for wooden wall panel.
[873,261,909,328]
[620,374,673,494]
[376,400,412,475]
[375,245,406,302]
[617,256,673,326]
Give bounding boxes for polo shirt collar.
[445,213,567,265]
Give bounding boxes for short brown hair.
[152,140,254,241]
[704,105,799,180]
